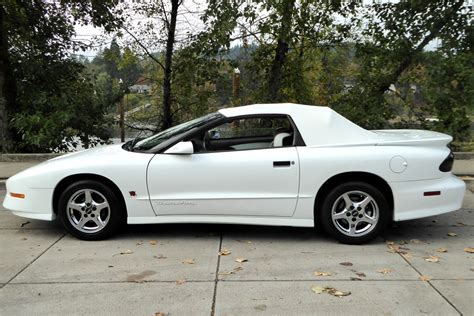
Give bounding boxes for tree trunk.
[161,0,179,130]
[267,0,295,102]
[0,6,15,153]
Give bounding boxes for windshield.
[132,112,223,151]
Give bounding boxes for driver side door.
[146,115,300,217]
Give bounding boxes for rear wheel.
[320,181,390,244]
[58,180,124,240]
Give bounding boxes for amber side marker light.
[10,192,25,199]
[424,191,441,196]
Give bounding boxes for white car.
[3,103,465,244]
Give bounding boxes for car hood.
[48,143,126,163]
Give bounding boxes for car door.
[147,147,299,217]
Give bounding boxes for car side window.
[194,116,294,152]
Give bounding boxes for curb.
[454,152,474,160]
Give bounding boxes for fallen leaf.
[339,262,353,266]
[136,241,143,246]
[120,249,133,255]
[311,286,351,297]
[356,272,366,278]
[182,259,195,264]
[314,271,333,277]
[436,247,448,253]
[155,313,167,316]
[350,277,362,281]
[154,254,167,259]
[126,270,156,283]
[419,275,432,282]
[410,239,423,244]
[108,265,114,268]
[401,252,412,260]
[149,240,157,245]
[385,241,395,245]
[218,248,231,256]
[399,240,408,245]
[464,247,474,253]
[176,279,186,285]
[456,222,466,227]
[233,266,243,272]
[424,256,440,263]
[20,221,30,227]
[311,285,326,294]
[235,257,248,263]
[218,271,235,276]
[20,237,28,241]
[447,232,457,237]
[377,268,392,274]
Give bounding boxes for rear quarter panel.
[293,145,452,219]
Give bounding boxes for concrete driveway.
[0,187,473,315]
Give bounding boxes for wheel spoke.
[84,190,93,204]
[360,214,376,225]
[348,224,356,236]
[68,202,83,213]
[94,201,109,212]
[92,217,104,229]
[341,193,352,208]
[333,210,347,220]
[359,196,372,209]
[77,216,89,228]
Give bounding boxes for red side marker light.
[10,192,25,199]
[129,191,136,197]
[424,191,441,196]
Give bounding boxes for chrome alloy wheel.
[331,190,379,237]
[67,189,110,234]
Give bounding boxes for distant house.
[129,77,152,94]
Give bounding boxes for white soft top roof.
[218,103,378,147]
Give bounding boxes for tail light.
[439,149,454,172]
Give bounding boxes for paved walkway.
[0,188,473,315]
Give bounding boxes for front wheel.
[320,182,390,244]
[58,180,125,240]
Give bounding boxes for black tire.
[320,181,390,245]
[58,180,125,240]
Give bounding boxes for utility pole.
[118,78,125,142]
[232,68,241,106]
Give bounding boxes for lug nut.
[346,212,351,216]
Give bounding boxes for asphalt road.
[0,188,473,315]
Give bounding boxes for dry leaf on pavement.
[176,279,186,285]
[235,257,248,263]
[464,247,474,253]
[410,239,423,244]
[377,268,392,274]
[120,249,133,255]
[424,256,440,263]
[182,258,195,264]
[149,240,157,245]
[218,248,231,256]
[355,272,366,278]
[447,232,457,237]
[339,262,353,266]
[419,275,432,282]
[155,313,167,316]
[314,271,333,277]
[436,247,448,253]
[136,241,143,246]
[311,285,351,297]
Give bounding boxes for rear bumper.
[390,175,465,221]
[2,178,55,221]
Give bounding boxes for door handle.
[273,161,291,167]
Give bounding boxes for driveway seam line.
[394,249,462,315]
[210,233,223,316]
[2,233,65,288]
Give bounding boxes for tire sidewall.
[320,181,390,244]
[58,180,124,240]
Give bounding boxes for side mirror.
[164,141,194,155]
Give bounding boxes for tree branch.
[122,26,165,70]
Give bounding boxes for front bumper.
[390,174,466,221]
[2,178,55,221]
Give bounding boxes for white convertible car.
[3,103,465,244]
